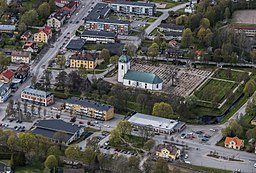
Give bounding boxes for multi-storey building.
[21,86,54,106]
[80,30,117,43]
[0,83,11,103]
[11,51,31,64]
[110,1,156,16]
[70,52,98,69]
[65,97,114,121]
[54,0,79,8]
[233,25,256,37]
[47,11,66,29]
[34,26,52,43]
[0,70,15,84]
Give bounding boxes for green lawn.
[129,31,141,36]
[15,161,44,173]
[187,164,232,173]
[139,24,150,31]
[195,79,236,103]
[212,69,249,82]
[149,0,182,9]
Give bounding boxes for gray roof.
[86,18,129,25]
[36,119,82,134]
[66,39,85,50]
[165,31,182,37]
[124,70,163,84]
[128,113,179,131]
[66,97,113,111]
[159,23,184,31]
[81,30,116,38]
[0,83,9,96]
[86,3,110,20]
[0,24,16,31]
[32,128,73,142]
[111,1,155,7]
[22,86,52,98]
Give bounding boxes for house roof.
[86,3,110,20]
[224,136,244,147]
[111,1,155,7]
[119,49,130,63]
[124,70,163,84]
[50,11,66,21]
[156,144,179,155]
[0,24,16,31]
[70,52,97,61]
[22,86,52,98]
[66,39,85,50]
[159,23,184,31]
[0,69,15,80]
[81,30,116,38]
[39,26,52,35]
[15,64,30,76]
[21,31,31,38]
[11,50,30,57]
[66,97,113,111]
[165,31,182,37]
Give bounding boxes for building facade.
[22,42,38,53]
[21,86,54,106]
[70,52,98,69]
[118,50,163,91]
[110,1,156,16]
[65,97,114,121]
[11,51,31,64]
[0,70,15,84]
[47,12,66,29]
[224,136,244,150]
[155,144,180,160]
[0,83,11,103]
[80,30,117,43]
[34,26,52,43]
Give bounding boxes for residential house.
[0,161,12,173]
[0,70,15,84]
[158,23,184,33]
[110,1,156,16]
[65,97,114,121]
[34,26,52,43]
[54,0,79,8]
[62,1,77,15]
[21,86,54,106]
[11,64,30,90]
[22,42,38,53]
[224,136,244,150]
[20,31,32,41]
[0,24,16,33]
[11,51,31,64]
[184,4,194,13]
[156,144,181,160]
[0,83,11,103]
[32,119,84,144]
[128,113,186,134]
[85,3,130,35]
[70,52,98,69]
[47,11,66,29]
[80,30,117,43]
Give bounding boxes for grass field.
[195,79,236,103]
[212,69,248,81]
[150,0,181,9]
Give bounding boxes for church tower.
[118,49,130,82]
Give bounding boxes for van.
[184,160,191,164]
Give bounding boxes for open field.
[212,68,249,81]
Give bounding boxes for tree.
[136,94,147,112]
[48,0,56,12]
[125,44,137,57]
[19,133,36,153]
[31,75,37,86]
[55,71,67,90]
[200,18,210,29]
[213,48,222,62]
[20,10,39,26]
[38,105,42,118]
[152,102,174,118]
[44,155,58,173]
[6,99,14,117]
[153,158,169,173]
[109,55,119,65]
[138,125,155,142]
[116,120,132,137]
[65,145,82,161]
[243,79,256,97]
[147,43,159,59]
[83,147,97,167]
[181,28,193,48]
[197,27,206,41]
[56,55,65,69]
[99,49,110,62]
[250,49,256,64]
[47,146,61,157]
[221,119,243,138]
[224,7,230,19]
[246,127,256,140]
[37,2,50,19]
[128,156,140,171]
[18,22,27,33]
[176,15,189,26]
[143,139,155,151]
[7,135,19,152]
[109,128,121,145]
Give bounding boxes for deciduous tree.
[152,102,174,118]
[44,155,58,173]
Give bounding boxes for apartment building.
[47,11,66,29]
[21,86,54,106]
[110,1,156,16]
[70,52,98,69]
[65,97,114,121]
[34,26,52,43]
[80,30,117,43]
[11,51,31,64]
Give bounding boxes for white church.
[117,49,163,91]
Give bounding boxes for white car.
[254,163,256,168]
[184,154,188,159]
[209,128,216,132]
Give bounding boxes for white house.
[47,12,66,29]
[118,50,163,91]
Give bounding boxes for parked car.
[195,131,203,134]
[181,133,186,139]
[201,138,209,142]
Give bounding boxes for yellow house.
[156,144,180,160]
[70,53,98,69]
[65,97,114,121]
[34,26,52,43]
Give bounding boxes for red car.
[79,121,84,124]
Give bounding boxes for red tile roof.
[39,26,52,35]
[0,69,15,80]
[224,136,244,147]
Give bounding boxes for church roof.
[124,70,162,84]
[119,54,130,63]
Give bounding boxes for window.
[145,83,147,89]
[156,84,159,88]
[136,82,139,86]
[121,65,124,70]
[128,80,131,85]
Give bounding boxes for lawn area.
[15,161,44,173]
[144,17,156,23]
[84,43,104,50]
[212,68,249,81]
[187,164,232,173]
[194,79,236,103]
[139,24,150,31]
[84,127,100,132]
[150,0,182,9]
[130,31,141,36]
